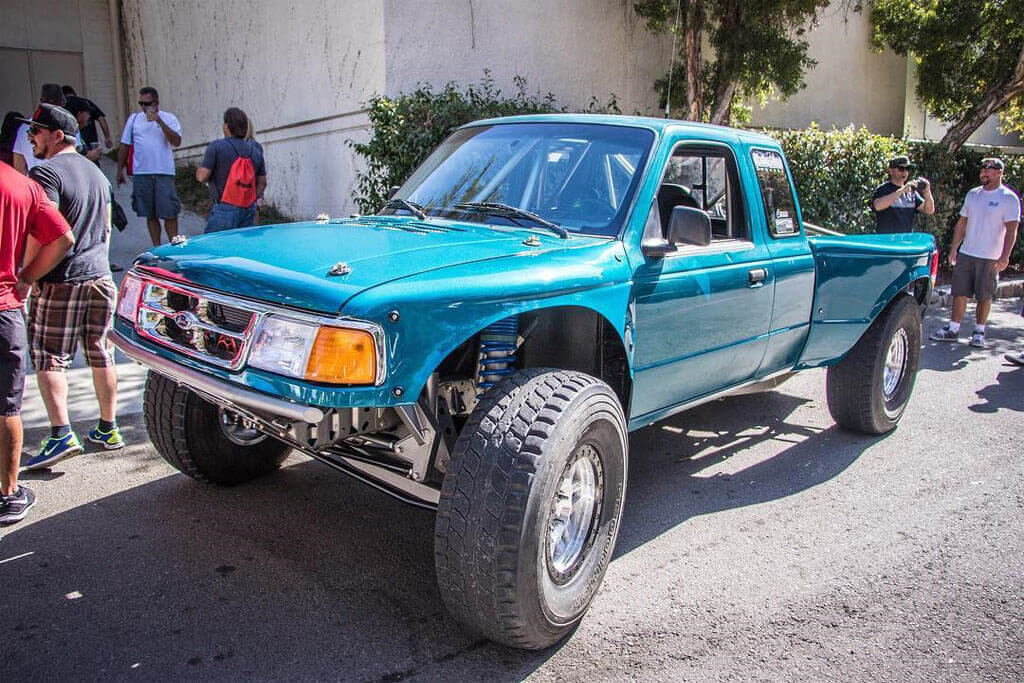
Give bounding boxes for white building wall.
[383,0,671,114]
[119,0,387,220]
[749,9,908,136]
[117,0,670,220]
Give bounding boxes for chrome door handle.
[748,268,767,286]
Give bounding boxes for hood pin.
[523,235,541,247]
[327,261,352,277]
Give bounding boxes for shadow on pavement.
[969,369,1024,413]
[0,391,884,681]
[616,391,884,557]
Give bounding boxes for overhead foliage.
[634,0,841,125]
[871,0,1024,152]
[348,73,619,214]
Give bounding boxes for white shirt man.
[116,86,182,246]
[931,157,1021,348]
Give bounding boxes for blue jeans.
[205,202,256,233]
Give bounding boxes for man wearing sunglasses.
[16,104,125,470]
[872,155,934,233]
[931,158,1020,348]
[116,86,182,246]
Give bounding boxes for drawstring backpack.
[220,138,257,207]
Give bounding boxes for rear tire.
[434,369,628,650]
[826,295,922,434]
[143,371,290,485]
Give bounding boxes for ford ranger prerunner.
[112,115,937,649]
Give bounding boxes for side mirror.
[667,206,711,247]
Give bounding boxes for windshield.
[387,122,655,237]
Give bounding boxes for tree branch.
[940,41,1024,152]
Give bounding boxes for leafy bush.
[771,124,1023,267]
[348,72,620,214]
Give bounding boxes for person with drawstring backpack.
[196,107,267,232]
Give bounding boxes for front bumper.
[111,332,325,423]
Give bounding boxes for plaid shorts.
[28,276,117,371]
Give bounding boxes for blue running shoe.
[88,425,124,450]
[23,432,84,470]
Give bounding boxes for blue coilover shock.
[475,315,519,396]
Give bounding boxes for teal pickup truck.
[112,114,936,649]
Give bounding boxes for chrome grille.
[136,279,260,369]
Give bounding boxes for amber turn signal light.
[304,327,376,384]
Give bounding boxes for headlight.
[116,274,143,321]
[248,316,377,385]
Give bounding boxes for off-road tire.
[143,371,290,485]
[434,369,628,650]
[826,294,922,434]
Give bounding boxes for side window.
[751,149,800,237]
[655,147,746,242]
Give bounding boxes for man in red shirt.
[0,162,74,525]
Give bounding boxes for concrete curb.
[929,278,1024,307]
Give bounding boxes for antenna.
[664,0,682,118]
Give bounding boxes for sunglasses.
[138,100,155,107]
[980,163,1002,170]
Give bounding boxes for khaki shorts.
[951,253,998,301]
[28,276,117,371]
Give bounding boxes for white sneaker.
[929,325,959,341]
[969,331,986,348]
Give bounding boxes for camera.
[914,177,929,192]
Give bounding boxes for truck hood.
[133,216,600,314]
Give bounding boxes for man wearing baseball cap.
[871,155,935,233]
[931,157,1020,348]
[17,104,125,471]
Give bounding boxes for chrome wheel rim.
[547,445,602,583]
[218,408,268,446]
[883,328,909,400]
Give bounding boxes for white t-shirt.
[120,110,182,175]
[959,185,1022,260]
[12,123,40,171]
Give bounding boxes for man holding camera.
[872,155,935,233]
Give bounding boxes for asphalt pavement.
[2,222,1022,679]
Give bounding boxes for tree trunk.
[707,0,742,125]
[708,81,738,125]
[940,44,1024,153]
[682,1,704,120]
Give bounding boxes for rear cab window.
[751,149,801,238]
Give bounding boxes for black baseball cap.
[888,155,915,170]
[17,103,79,138]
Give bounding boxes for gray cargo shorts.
[131,174,181,219]
[951,252,998,301]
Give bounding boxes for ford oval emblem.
[173,311,199,330]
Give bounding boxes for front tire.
[434,369,628,650]
[827,294,922,434]
[143,371,290,485]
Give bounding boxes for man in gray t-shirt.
[17,104,125,472]
[197,107,267,233]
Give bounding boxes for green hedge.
[772,124,1023,267]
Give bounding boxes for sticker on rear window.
[752,150,785,171]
